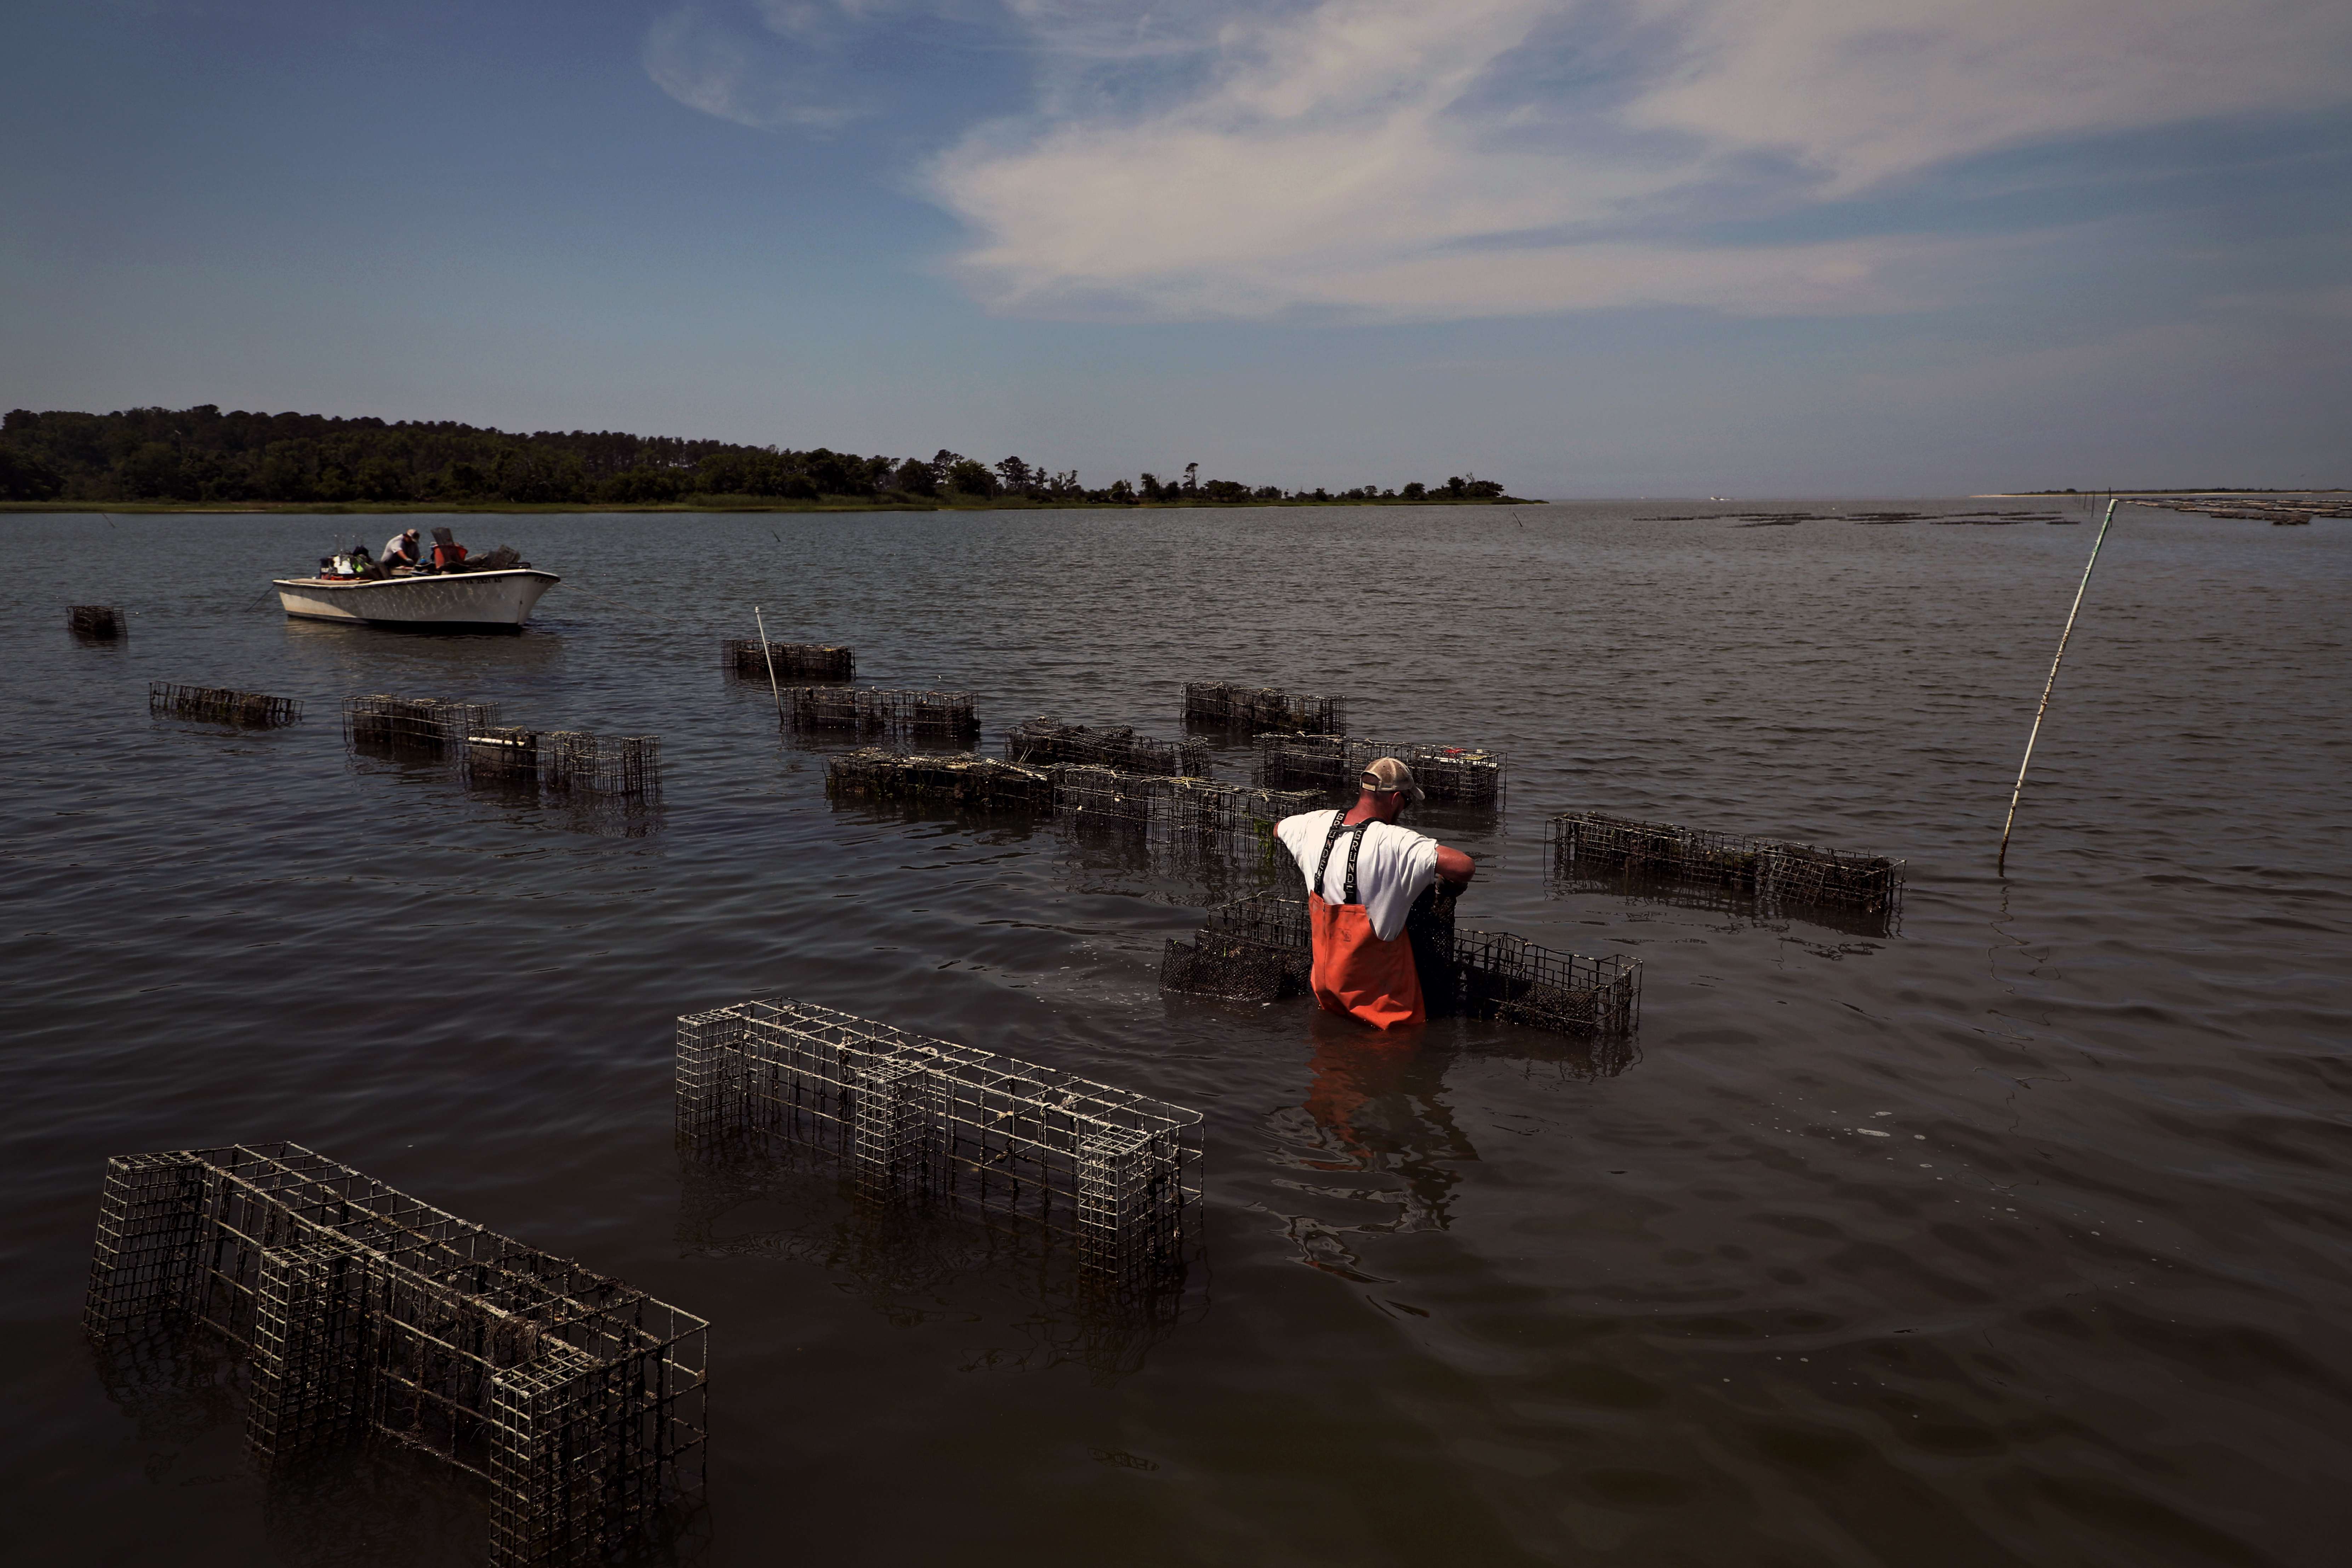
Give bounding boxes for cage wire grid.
[1547,811,1903,918]
[1005,719,1211,779]
[1181,681,1345,735]
[825,748,1055,812]
[345,697,660,803]
[724,638,854,682]
[71,604,125,637]
[151,682,304,728]
[778,685,980,741]
[84,1142,706,1568]
[1253,734,1505,806]
[677,999,1201,1306]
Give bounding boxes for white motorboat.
[274,568,561,629]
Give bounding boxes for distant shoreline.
[0,495,1546,516]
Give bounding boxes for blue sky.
[3,0,2346,495]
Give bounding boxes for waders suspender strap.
[1313,813,1374,906]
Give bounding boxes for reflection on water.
[677,1141,1202,1384]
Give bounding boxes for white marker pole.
[1998,498,2120,874]
[753,606,784,725]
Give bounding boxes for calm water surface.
[1,502,2346,1567]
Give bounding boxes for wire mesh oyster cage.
[725,638,854,682]
[70,604,126,638]
[826,747,1055,812]
[1052,765,1314,861]
[1254,734,1505,805]
[151,682,304,728]
[1181,681,1346,735]
[1547,811,1902,920]
[84,1142,707,1568]
[781,685,979,741]
[343,694,503,754]
[1005,718,1211,779]
[675,998,1202,1312]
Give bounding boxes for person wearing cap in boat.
[1273,758,1476,1030]
[381,528,422,573]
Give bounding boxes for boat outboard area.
[275,526,560,630]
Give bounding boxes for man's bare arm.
[1435,845,1475,886]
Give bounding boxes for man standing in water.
[1274,758,1476,1029]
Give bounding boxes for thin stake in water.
[1998,498,2120,874]
[753,605,784,724]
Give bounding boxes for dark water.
[2,501,2346,1567]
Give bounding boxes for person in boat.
[380,528,422,574]
[1273,758,1475,1030]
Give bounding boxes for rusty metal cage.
[538,732,660,799]
[344,695,504,755]
[826,748,1055,812]
[724,638,854,682]
[781,685,979,741]
[151,682,304,728]
[83,1142,707,1568]
[1051,765,1314,857]
[1547,811,1903,920]
[675,998,1200,1309]
[1005,719,1211,779]
[1181,681,1345,735]
[1254,734,1505,805]
[70,604,125,638]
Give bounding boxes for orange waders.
[1306,815,1426,1030]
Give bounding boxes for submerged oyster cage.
[1181,681,1346,735]
[1547,811,1903,918]
[1162,893,1642,1037]
[345,698,658,800]
[84,1142,707,1568]
[1006,718,1211,779]
[676,998,1201,1306]
[1053,765,1316,857]
[151,682,304,728]
[1255,734,1505,805]
[826,748,1054,812]
[70,604,125,638]
[782,685,979,741]
[724,638,854,682]
[344,694,504,754]
[536,732,660,798]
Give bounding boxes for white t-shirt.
[1275,810,1440,942]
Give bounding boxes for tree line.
[0,405,1519,507]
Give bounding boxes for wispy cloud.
[647,0,2352,320]
[643,2,875,131]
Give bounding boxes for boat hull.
[274,570,560,628]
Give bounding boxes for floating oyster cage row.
[1181,680,1345,735]
[85,1141,707,1568]
[723,638,855,682]
[341,696,660,799]
[780,684,979,740]
[70,604,125,638]
[677,997,1203,1308]
[825,747,1055,812]
[1547,811,1903,916]
[1005,718,1211,779]
[150,681,303,728]
[1254,732,1505,806]
[1162,891,1643,1039]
